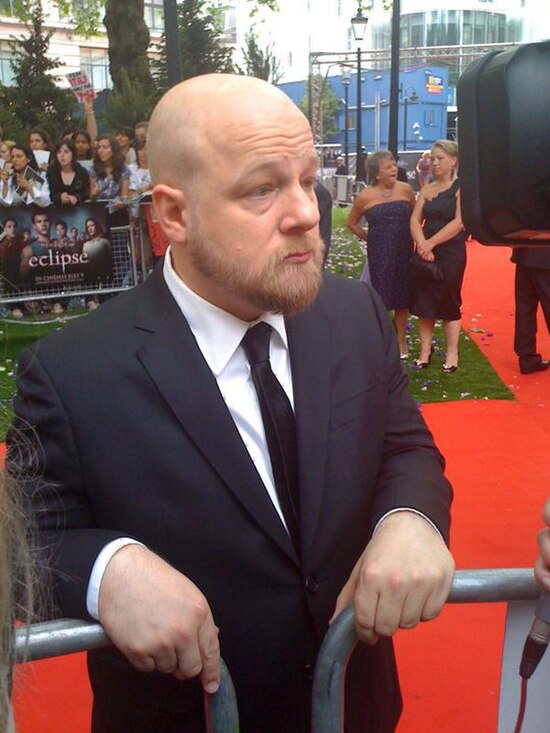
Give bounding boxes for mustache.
[279,234,325,258]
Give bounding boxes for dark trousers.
[514,264,550,369]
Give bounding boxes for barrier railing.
[14,568,540,733]
[311,568,539,733]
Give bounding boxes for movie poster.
[0,203,113,296]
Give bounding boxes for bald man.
[9,75,453,733]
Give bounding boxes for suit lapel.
[286,301,331,561]
[134,269,298,565]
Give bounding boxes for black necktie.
[241,322,300,554]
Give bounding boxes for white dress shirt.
[86,247,292,616]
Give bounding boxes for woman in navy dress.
[347,150,416,358]
[409,140,466,373]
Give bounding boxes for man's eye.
[302,178,316,191]
[250,185,274,198]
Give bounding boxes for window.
[221,5,236,44]
[410,13,425,48]
[144,0,164,32]
[0,0,15,15]
[0,40,14,85]
[80,47,112,91]
[427,11,459,47]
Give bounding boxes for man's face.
[56,223,67,239]
[4,220,16,239]
[33,214,50,238]
[177,100,324,319]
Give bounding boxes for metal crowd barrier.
[0,202,140,309]
[14,568,540,733]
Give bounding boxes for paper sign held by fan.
[66,70,95,103]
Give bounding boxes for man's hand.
[331,511,454,644]
[98,545,220,693]
[535,499,550,591]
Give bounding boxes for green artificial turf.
[0,314,80,437]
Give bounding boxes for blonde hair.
[0,470,34,729]
[432,140,458,159]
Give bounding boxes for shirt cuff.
[373,508,444,541]
[86,537,144,619]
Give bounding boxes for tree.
[0,0,75,140]
[9,0,280,36]
[236,32,283,83]
[104,70,156,130]
[152,0,234,94]
[104,0,154,94]
[299,75,340,142]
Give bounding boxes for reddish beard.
[188,229,325,316]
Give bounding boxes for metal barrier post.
[14,620,239,733]
[311,568,540,733]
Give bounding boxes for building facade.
[236,0,549,83]
[0,0,165,90]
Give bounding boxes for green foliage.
[104,70,156,130]
[0,0,76,141]
[104,0,154,93]
[299,75,341,140]
[236,32,283,83]
[152,0,234,93]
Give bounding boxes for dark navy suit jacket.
[9,266,452,733]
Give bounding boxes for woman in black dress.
[409,140,466,372]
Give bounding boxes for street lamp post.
[401,86,419,151]
[388,0,401,158]
[341,66,351,171]
[351,3,369,183]
[163,0,182,88]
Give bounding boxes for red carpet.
[12,241,550,732]
[396,241,550,732]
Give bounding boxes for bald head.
[148,74,312,192]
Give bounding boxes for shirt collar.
[163,246,288,376]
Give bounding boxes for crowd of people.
[0,114,154,316]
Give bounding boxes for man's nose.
[280,186,320,232]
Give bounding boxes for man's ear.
[151,184,189,245]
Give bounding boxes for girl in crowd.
[0,144,50,207]
[89,134,130,227]
[128,139,151,198]
[347,150,416,358]
[0,140,15,167]
[73,130,93,164]
[409,140,466,373]
[47,138,90,206]
[28,128,52,172]
[129,139,153,274]
[115,126,136,166]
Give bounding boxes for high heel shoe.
[413,346,433,369]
